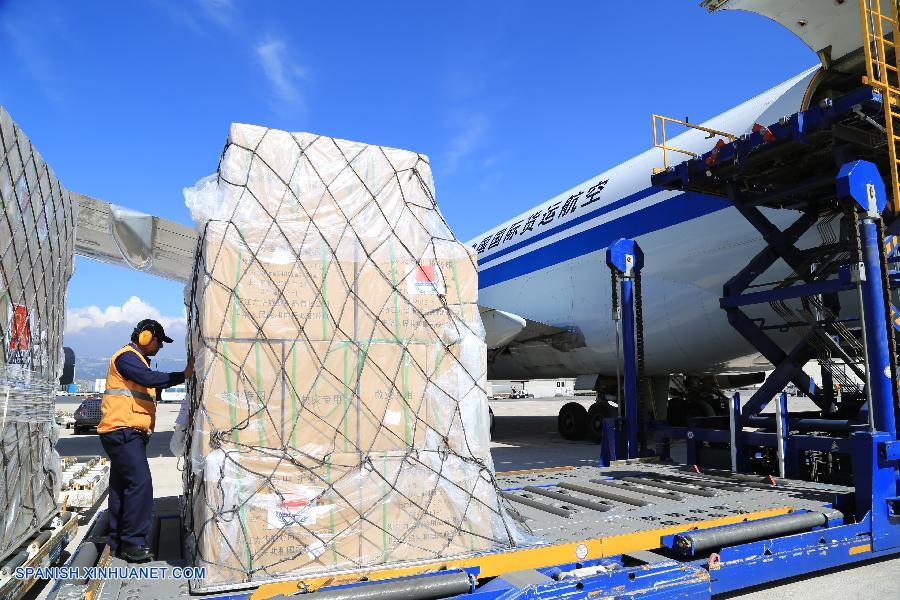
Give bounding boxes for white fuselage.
[471,67,825,380]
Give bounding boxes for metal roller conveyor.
[0,550,28,577]
[28,530,52,553]
[673,511,831,555]
[618,477,719,497]
[652,474,747,493]
[309,572,474,600]
[693,469,778,488]
[556,482,652,506]
[589,478,682,500]
[522,486,613,512]
[65,542,100,584]
[500,491,574,517]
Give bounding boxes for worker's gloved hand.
[170,423,187,457]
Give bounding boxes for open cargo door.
[701,0,876,68]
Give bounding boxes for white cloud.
[198,0,237,30]
[443,113,488,174]
[256,38,308,110]
[148,0,206,35]
[65,296,186,335]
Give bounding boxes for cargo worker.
[97,319,193,563]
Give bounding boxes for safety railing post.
[730,392,742,472]
[776,391,788,478]
[837,161,896,438]
[606,239,645,459]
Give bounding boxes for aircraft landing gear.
[557,402,588,440]
[587,400,617,443]
[557,399,617,442]
[666,374,725,426]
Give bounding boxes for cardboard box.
[195,222,479,343]
[192,339,474,456]
[193,450,501,587]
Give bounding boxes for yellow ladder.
[860,0,900,213]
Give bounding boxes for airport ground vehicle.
[73,397,102,435]
[158,384,186,403]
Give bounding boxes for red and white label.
[407,265,445,296]
[266,490,331,529]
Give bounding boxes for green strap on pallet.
[253,342,265,448]
[219,341,252,568]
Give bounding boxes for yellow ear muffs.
[138,330,153,345]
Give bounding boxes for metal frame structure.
[0,511,77,600]
[42,86,900,600]
[602,238,645,463]
[646,82,900,592]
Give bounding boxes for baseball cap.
[132,319,175,344]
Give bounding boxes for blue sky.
[0,0,815,357]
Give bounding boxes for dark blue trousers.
[100,428,152,550]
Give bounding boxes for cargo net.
[183,125,532,589]
[0,107,75,560]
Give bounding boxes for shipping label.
[265,489,333,529]
[407,265,445,296]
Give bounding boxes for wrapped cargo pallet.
[0,107,75,560]
[183,125,531,590]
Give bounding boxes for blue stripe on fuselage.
[478,192,729,289]
[478,186,661,266]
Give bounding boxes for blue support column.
[620,275,639,456]
[859,219,896,438]
[837,161,897,438]
[686,428,698,466]
[599,418,618,467]
[606,238,644,459]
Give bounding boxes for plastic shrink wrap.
[0,107,75,560]
[183,125,531,589]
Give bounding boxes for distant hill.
[73,355,187,380]
[64,318,188,381]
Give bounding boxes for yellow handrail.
[651,114,736,174]
[859,0,900,214]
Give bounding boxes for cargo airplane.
[68,0,875,438]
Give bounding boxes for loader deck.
[48,461,855,600]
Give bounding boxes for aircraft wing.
[72,192,198,282]
[701,0,868,67]
[479,306,582,351]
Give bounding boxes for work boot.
[117,544,153,563]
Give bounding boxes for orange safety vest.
[98,345,157,434]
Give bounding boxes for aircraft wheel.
[558,402,588,440]
[587,403,607,443]
[685,399,716,422]
[668,398,715,426]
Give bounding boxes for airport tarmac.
[48,395,899,599]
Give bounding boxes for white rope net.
[182,124,531,590]
[0,106,75,560]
